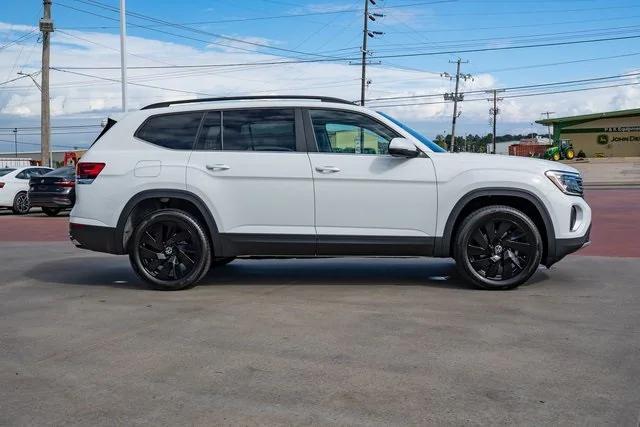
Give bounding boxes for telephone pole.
[487,89,504,154]
[40,0,54,167]
[541,111,555,143]
[359,0,383,106]
[443,59,471,152]
[119,0,128,111]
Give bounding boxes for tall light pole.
[541,111,555,143]
[120,0,128,112]
[40,0,53,167]
[486,89,504,154]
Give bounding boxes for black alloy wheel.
[129,209,211,290]
[454,205,542,290]
[12,192,30,215]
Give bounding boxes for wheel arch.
[115,189,222,256]
[436,188,556,264]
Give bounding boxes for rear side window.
[45,166,75,178]
[0,168,15,177]
[195,109,296,152]
[136,112,203,150]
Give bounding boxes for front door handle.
[315,166,341,174]
[206,164,230,171]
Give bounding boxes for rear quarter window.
[135,112,204,150]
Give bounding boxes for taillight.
[76,162,105,184]
[0,182,4,188]
[58,179,76,187]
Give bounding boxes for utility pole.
[12,128,18,158]
[443,59,471,152]
[360,0,369,107]
[40,0,54,167]
[541,111,555,143]
[359,0,383,106]
[120,0,128,111]
[487,89,504,154]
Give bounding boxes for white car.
[70,96,591,291]
[0,166,53,214]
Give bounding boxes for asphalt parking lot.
[1,190,639,425]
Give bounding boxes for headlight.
[545,170,583,196]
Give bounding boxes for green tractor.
[544,138,575,161]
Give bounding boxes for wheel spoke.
[471,230,489,249]
[502,258,514,279]
[467,244,488,256]
[139,245,160,260]
[485,221,496,243]
[495,221,512,241]
[471,257,492,270]
[486,261,500,278]
[142,231,163,251]
[166,231,189,246]
[503,240,534,255]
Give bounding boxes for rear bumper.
[69,222,122,254]
[29,193,74,208]
[545,225,591,267]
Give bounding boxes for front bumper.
[545,225,591,267]
[69,222,122,254]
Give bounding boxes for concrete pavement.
[1,242,639,426]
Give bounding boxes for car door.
[186,107,316,255]
[305,108,438,255]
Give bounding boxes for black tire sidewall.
[129,209,211,291]
[454,206,543,290]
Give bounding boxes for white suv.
[70,96,591,291]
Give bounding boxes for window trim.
[302,107,402,156]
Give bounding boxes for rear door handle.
[315,166,341,174]
[206,164,230,171]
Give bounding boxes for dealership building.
[536,108,640,157]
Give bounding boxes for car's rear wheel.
[129,209,211,291]
[454,205,543,290]
[42,207,61,216]
[12,192,30,215]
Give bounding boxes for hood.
[430,152,579,175]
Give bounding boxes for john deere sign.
[597,134,609,145]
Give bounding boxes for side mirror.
[388,137,419,158]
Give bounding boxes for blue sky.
[1,0,639,152]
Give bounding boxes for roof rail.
[141,95,356,110]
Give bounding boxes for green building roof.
[536,108,640,126]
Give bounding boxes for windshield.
[377,112,446,153]
[0,168,16,177]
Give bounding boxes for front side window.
[136,112,203,150]
[310,109,398,155]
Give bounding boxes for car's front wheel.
[454,205,543,290]
[129,209,211,290]
[12,192,30,215]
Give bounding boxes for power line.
[368,81,640,108]
[366,71,640,102]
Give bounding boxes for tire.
[453,205,543,290]
[129,209,212,291]
[42,207,61,217]
[565,149,575,160]
[212,256,236,268]
[12,192,30,215]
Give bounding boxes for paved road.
[0,244,639,425]
[1,190,639,425]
